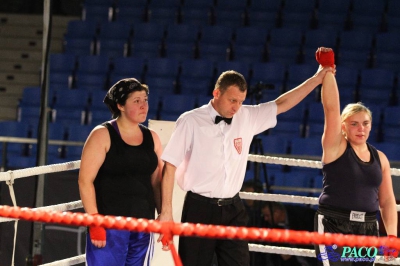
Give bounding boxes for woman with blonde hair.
[315,47,397,265]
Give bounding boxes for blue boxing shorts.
[86,229,154,266]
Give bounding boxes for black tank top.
[94,122,158,219]
[319,142,382,212]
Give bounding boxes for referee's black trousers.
[179,191,250,266]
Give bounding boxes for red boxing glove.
[384,235,399,261]
[315,48,335,67]
[89,226,106,241]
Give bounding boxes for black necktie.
[215,115,232,125]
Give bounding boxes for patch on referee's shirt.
[234,138,242,154]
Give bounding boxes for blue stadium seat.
[76,55,111,75]
[232,44,266,64]
[198,43,230,62]
[278,102,307,123]
[289,136,322,156]
[352,0,385,16]
[48,122,69,140]
[145,58,180,79]
[111,57,146,78]
[213,9,246,28]
[113,6,146,24]
[180,59,215,83]
[88,109,112,125]
[374,142,400,161]
[147,7,179,26]
[63,37,95,56]
[267,45,300,65]
[180,7,212,26]
[52,90,90,109]
[249,0,282,13]
[96,39,128,58]
[316,12,348,31]
[89,90,110,112]
[49,72,73,89]
[179,78,212,96]
[317,0,350,15]
[17,106,41,124]
[132,22,166,42]
[358,87,392,106]
[302,29,338,64]
[286,64,317,88]
[280,11,314,30]
[182,0,214,9]
[215,61,250,81]
[64,146,84,161]
[335,66,360,88]
[350,13,383,32]
[145,77,177,95]
[383,15,400,33]
[257,134,288,154]
[268,121,303,138]
[0,121,33,138]
[375,32,400,54]
[65,20,99,40]
[129,41,162,58]
[306,121,324,138]
[251,61,286,85]
[148,0,180,8]
[67,124,94,142]
[359,68,395,92]
[338,31,373,53]
[52,108,86,125]
[159,94,197,120]
[336,49,371,69]
[268,28,303,48]
[307,102,325,125]
[247,10,279,28]
[199,25,234,45]
[164,42,196,60]
[19,86,42,107]
[387,0,400,17]
[338,86,356,105]
[49,53,77,74]
[73,72,109,91]
[98,21,132,40]
[373,51,400,73]
[283,0,316,13]
[165,24,200,44]
[82,4,112,22]
[382,106,400,128]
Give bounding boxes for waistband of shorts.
[187,191,241,206]
[318,204,377,222]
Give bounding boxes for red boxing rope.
[1,205,399,252]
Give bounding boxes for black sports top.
[319,142,382,212]
[94,122,158,219]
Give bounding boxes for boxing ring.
[1,120,400,265]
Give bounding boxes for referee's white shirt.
[161,100,277,198]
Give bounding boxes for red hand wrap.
[89,214,106,241]
[384,235,399,261]
[161,234,171,246]
[161,236,169,246]
[315,49,335,67]
[89,226,106,241]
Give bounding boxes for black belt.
[187,191,241,206]
[318,204,378,222]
